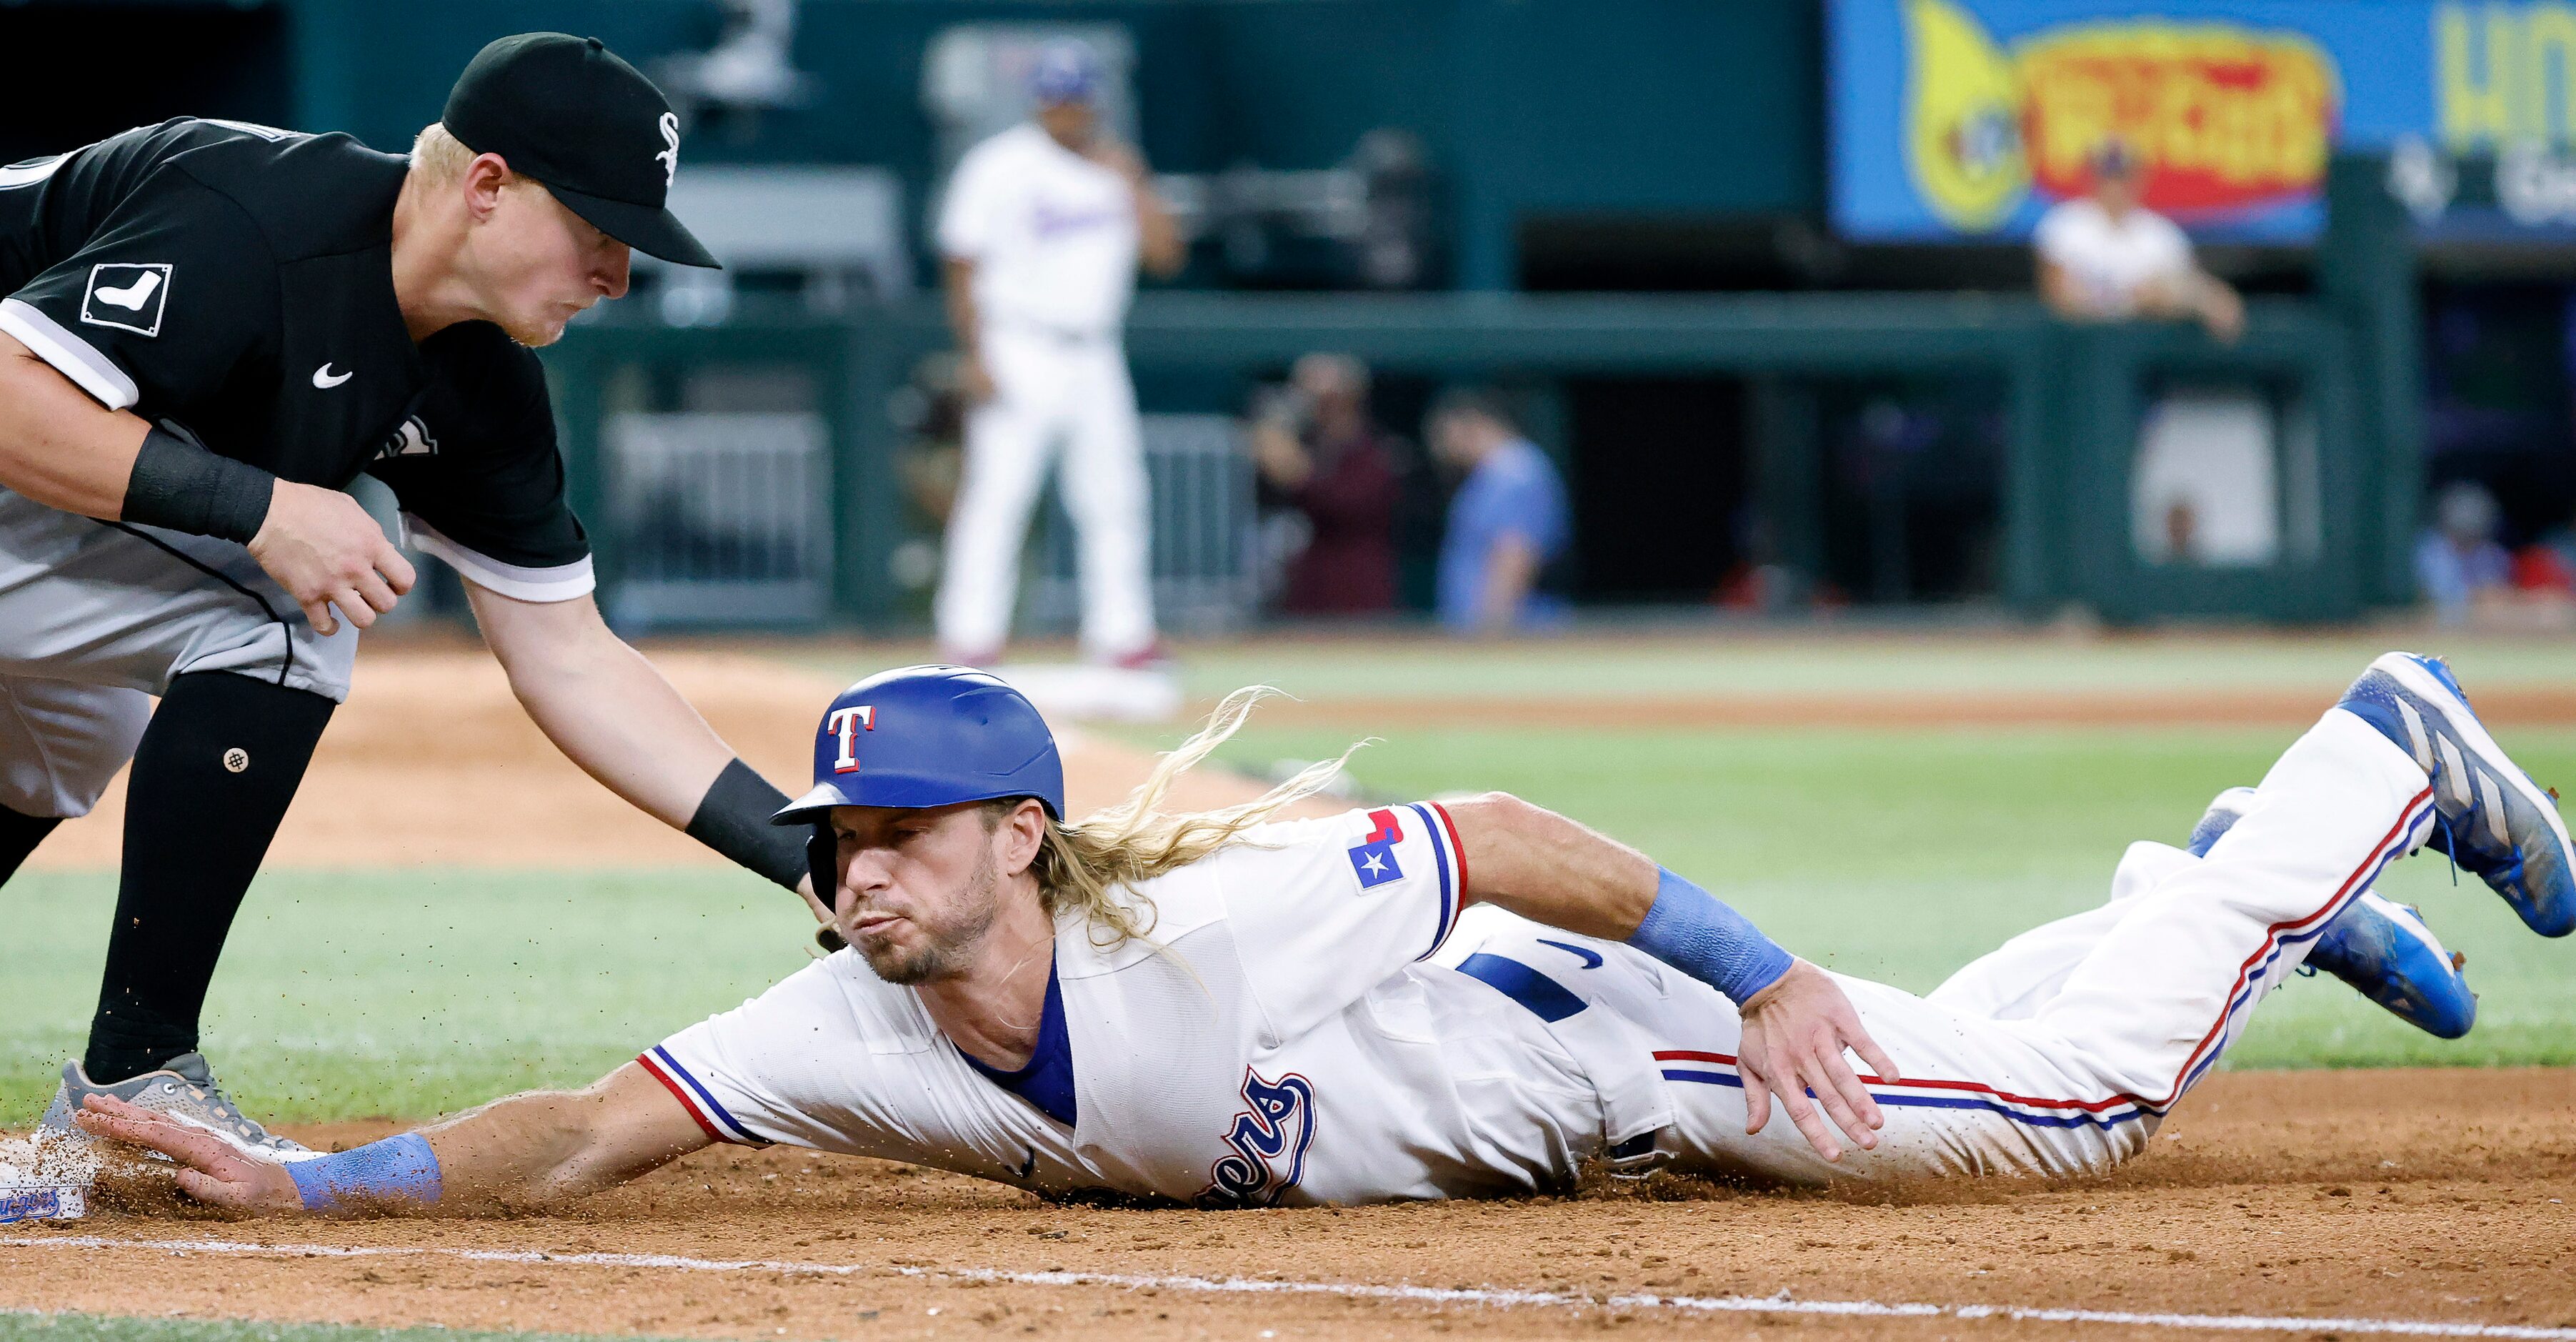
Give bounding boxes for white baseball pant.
[1445,706,2435,1184]
[935,325,1155,661]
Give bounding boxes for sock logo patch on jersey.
[80,263,172,337]
[1197,1068,1315,1208]
[1347,808,1405,890]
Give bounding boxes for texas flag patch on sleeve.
[1347,807,1406,890]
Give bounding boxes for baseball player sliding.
[1,36,817,1155]
[933,40,1185,669]
[79,652,2562,1210]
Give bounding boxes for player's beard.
[857,843,1002,985]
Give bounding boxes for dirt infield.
[23,638,1323,873]
[6,1068,2574,1341]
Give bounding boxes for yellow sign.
[2438,1,2576,149]
[1903,0,2340,232]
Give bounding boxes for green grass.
[0,1313,684,1342]
[1186,721,2576,1073]
[1,868,817,1126]
[1152,633,2576,701]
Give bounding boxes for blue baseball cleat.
[2304,893,2477,1039]
[2337,652,2576,938]
[2189,788,2477,1040]
[2184,785,2260,860]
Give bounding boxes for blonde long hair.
[1027,687,1362,946]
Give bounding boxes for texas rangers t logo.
[825,705,874,774]
[1347,807,1404,890]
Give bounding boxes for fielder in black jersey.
[0,119,594,591]
[0,35,823,1158]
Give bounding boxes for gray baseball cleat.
[37,1053,311,1158]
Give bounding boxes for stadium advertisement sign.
[1829,0,2576,240]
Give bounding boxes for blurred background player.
[932,39,1185,669]
[2035,138,2245,345]
[1427,389,1569,635]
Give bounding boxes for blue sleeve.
[1473,457,1569,556]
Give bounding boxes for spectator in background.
[1247,354,1402,615]
[2035,139,2245,344]
[2417,481,2515,626]
[1427,389,1569,634]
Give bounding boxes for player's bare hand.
[957,354,997,405]
[72,1094,302,1213]
[1734,959,1900,1162]
[247,480,416,635]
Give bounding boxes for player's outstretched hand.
[248,479,417,636]
[1734,959,1901,1163]
[72,1094,303,1213]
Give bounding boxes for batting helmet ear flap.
[808,825,846,953]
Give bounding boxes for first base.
[0,1186,86,1224]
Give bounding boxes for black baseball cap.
[442,33,720,269]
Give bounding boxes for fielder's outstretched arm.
[1440,791,1899,1161]
[74,1061,708,1216]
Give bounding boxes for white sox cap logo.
[79,263,172,337]
[655,111,680,187]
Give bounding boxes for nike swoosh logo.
[1536,938,1604,969]
[311,364,352,389]
[94,272,161,310]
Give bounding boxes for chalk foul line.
[4,1233,2572,1340]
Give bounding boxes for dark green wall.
[274,0,1823,289]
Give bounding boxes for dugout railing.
[541,290,2385,631]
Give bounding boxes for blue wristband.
[1627,868,1795,1004]
[286,1132,443,1213]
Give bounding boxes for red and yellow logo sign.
[1904,0,2340,231]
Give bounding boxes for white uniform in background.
[934,123,1155,663]
[648,707,2435,1201]
[2032,196,2196,317]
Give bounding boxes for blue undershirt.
[958,958,1078,1127]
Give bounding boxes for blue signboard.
[1830,0,2576,241]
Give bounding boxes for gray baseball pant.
[0,487,356,819]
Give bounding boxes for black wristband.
[686,758,809,892]
[124,427,275,544]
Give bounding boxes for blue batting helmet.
[1027,39,1102,106]
[773,665,1066,825]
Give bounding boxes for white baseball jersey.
[648,709,2444,1201]
[647,802,1649,1205]
[937,124,1139,338]
[2033,197,2195,317]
